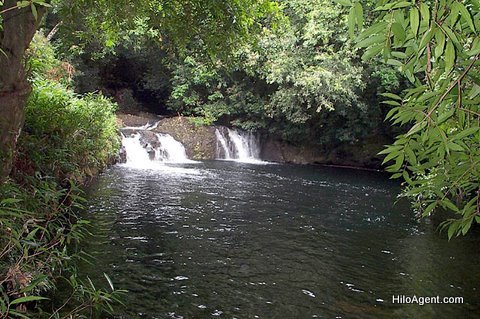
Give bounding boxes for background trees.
[71,0,403,154]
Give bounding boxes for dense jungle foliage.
[71,0,405,149]
[0,34,122,318]
[0,1,281,317]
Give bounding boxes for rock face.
[261,136,386,169]
[117,113,386,169]
[155,117,217,160]
[117,114,218,160]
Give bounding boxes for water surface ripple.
[79,161,480,318]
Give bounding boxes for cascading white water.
[121,132,194,169]
[215,127,263,163]
[121,133,154,169]
[215,129,233,159]
[155,133,192,163]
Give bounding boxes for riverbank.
[0,34,123,318]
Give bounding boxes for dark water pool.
[77,161,480,318]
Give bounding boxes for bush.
[18,79,120,183]
[0,33,123,318]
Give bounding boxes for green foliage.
[164,0,388,147]
[1,33,122,318]
[46,0,282,59]
[0,182,126,319]
[348,0,480,237]
[21,80,119,183]
[19,34,120,184]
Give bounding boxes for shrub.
[1,33,123,318]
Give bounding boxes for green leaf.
[382,149,401,164]
[390,172,403,179]
[434,29,445,58]
[442,25,459,46]
[405,146,416,164]
[361,45,383,60]
[423,201,437,216]
[468,38,480,56]
[391,51,407,59]
[381,93,402,101]
[354,2,363,29]
[348,6,356,38]
[357,22,388,40]
[33,1,52,7]
[456,2,475,32]
[446,142,464,152]
[16,1,30,8]
[1,198,22,205]
[19,275,48,294]
[419,28,435,51]
[452,127,479,140]
[402,170,413,184]
[406,121,427,137]
[444,40,455,73]
[410,7,420,37]
[391,152,405,171]
[436,108,455,125]
[30,3,37,20]
[419,3,430,27]
[441,199,460,212]
[385,107,400,120]
[462,221,472,235]
[10,295,48,305]
[356,34,384,48]
[391,22,406,43]
[391,1,412,9]
[448,224,457,240]
[449,3,460,26]
[382,100,401,106]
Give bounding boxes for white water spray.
[121,132,195,169]
[154,133,192,163]
[215,127,263,163]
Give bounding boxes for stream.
[78,160,480,318]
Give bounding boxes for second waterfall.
[215,127,262,163]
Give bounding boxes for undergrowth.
[0,33,123,318]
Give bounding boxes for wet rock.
[153,117,217,160]
[116,112,387,169]
[118,145,127,163]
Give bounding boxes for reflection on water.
[78,161,480,318]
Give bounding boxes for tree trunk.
[0,0,44,182]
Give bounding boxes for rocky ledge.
[117,113,386,169]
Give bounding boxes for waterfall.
[121,132,194,169]
[215,129,233,159]
[154,133,190,163]
[121,133,154,168]
[215,127,262,163]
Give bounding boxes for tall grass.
[0,33,124,318]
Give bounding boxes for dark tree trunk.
[0,0,44,182]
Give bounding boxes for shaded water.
[81,162,480,318]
